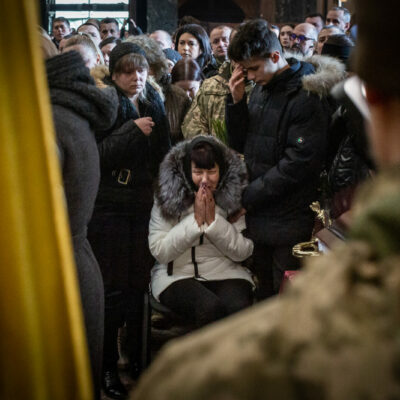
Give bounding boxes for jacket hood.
[156,136,248,220]
[286,53,347,97]
[47,53,118,131]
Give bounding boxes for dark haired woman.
[279,24,294,51]
[149,136,254,328]
[171,58,204,100]
[88,42,170,397]
[174,24,217,77]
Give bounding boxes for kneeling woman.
[149,136,255,327]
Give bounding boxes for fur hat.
[108,41,146,77]
[354,0,398,95]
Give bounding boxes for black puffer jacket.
[227,58,331,246]
[94,82,171,215]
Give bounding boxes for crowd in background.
[38,6,377,399]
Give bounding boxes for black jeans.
[160,278,253,328]
[252,242,301,301]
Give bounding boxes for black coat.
[89,82,171,291]
[47,52,118,399]
[93,82,171,216]
[226,59,330,246]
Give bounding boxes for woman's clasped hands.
[194,182,215,227]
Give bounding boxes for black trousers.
[160,278,253,328]
[102,287,144,370]
[88,212,154,373]
[252,242,301,301]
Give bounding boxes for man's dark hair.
[99,36,121,49]
[53,17,70,28]
[78,22,100,32]
[354,0,398,96]
[321,34,354,64]
[306,13,324,21]
[228,19,282,62]
[325,34,354,48]
[100,18,119,28]
[179,15,202,28]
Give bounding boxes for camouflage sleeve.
[132,238,400,400]
[181,88,210,139]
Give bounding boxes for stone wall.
[147,0,178,33]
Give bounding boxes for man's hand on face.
[229,64,246,104]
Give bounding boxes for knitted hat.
[46,51,94,87]
[321,34,354,65]
[354,0,399,95]
[163,48,182,65]
[108,42,146,76]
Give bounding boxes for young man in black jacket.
[226,19,330,299]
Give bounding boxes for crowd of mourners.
[39,6,377,399]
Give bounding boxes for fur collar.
[156,136,248,220]
[285,53,347,97]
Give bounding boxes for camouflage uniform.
[182,61,253,143]
[132,168,400,400]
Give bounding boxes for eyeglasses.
[290,33,314,42]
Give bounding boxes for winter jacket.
[93,82,171,216]
[149,137,255,300]
[325,80,374,217]
[134,167,400,400]
[91,64,189,146]
[226,55,344,246]
[46,51,118,398]
[182,61,254,141]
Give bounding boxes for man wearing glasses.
[290,22,318,57]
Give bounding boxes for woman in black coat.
[88,42,170,398]
[46,51,118,399]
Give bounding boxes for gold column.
[0,0,93,399]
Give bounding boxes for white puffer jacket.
[150,203,254,300]
[149,136,255,300]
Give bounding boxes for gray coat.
[46,51,118,399]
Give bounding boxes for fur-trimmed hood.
[286,53,347,97]
[156,136,248,220]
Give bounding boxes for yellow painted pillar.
[0,1,93,399]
